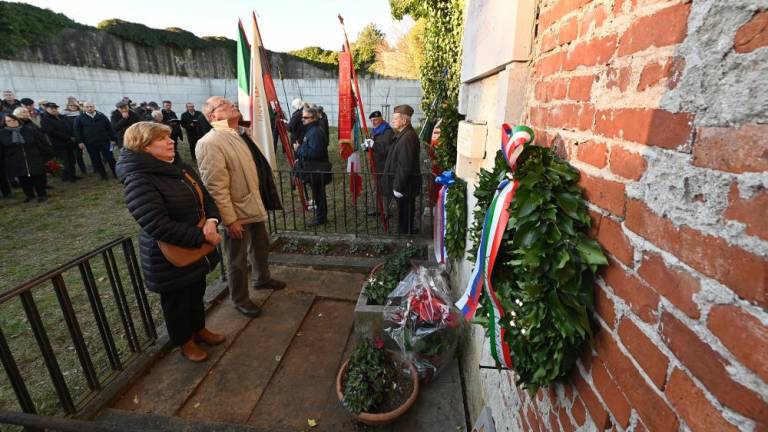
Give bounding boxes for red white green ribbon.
[455,124,534,368]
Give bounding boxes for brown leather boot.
[180,338,208,362]
[195,328,226,346]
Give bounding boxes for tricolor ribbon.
[455,124,534,369]
[434,171,456,264]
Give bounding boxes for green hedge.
[0,1,88,57]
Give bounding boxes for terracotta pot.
[335,357,420,426]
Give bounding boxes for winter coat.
[110,109,141,143]
[74,112,116,146]
[181,110,207,141]
[0,126,52,178]
[40,112,74,149]
[382,124,421,197]
[372,123,394,175]
[287,108,304,145]
[296,122,329,163]
[318,111,329,142]
[161,109,178,123]
[195,121,268,226]
[116,148,221,293]
[1,99,21,115]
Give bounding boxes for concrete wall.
[0,60,423,125]
[454,0,768,431]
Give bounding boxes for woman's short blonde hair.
[123,121,171,152]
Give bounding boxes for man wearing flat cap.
[365,110,394,216]
[41,102,79,182]
[382,104,421,234]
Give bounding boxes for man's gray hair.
[302,106,319,120]
[291,98,304,110]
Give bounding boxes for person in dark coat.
[382,104,421,235]
[366,110,394,216]
[287,98,305,147]
[41,102,80,183]
[294,106,330,226]
[0,114,52,202]
[110,101,141,148]
[317,105,330,143]
[161,100,178,123]
[116,121,224,362]
[63,100,88,175]
[180,103,207,160]
[1,90,21,116]
[74,102,118,180]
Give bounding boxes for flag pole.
[338,14,388,232]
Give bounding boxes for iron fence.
[267,169,437,238]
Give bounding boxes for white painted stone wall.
[0,60,422,125]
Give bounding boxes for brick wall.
[509,0,768,430]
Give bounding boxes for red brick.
[667,57,685,89]
[578,4,607,36]
[608,145,647,180]
[535,51,565,77]
[541,30,559,53]
[594,108,694,149]
[708,304,768,383]
[638,252,700,319]
[564,383,574,404]
[571,396,586,426]
[545,103,594,131]
[588,209,601,238]
[693,124,768,173]
[596,215,634,266]
[573,372,611,429]
[602,261,660,323]
[541,0,592,30]
[626,199,767,307]
[568,75,594,101]
[559,16,579,45]
[665,368,740,432]
[558,405,574,432]
[595,329,679,431]
[617,317,669,389]
[576,140,607,168]
[578,103,595,130]
[530,107,549,128]
[565,35,617,71]
[660,312,768,424]
[536,78,568,103]
[527,406,541,432]
[734,11,768,53]
[591,359,631,428]
[637,58,675,91]
[578,174,626,216]
[724,182,768,241]
[549,412,562,432]
[604,66,631,92]
[595,284,617,329]
[618,3,691,56]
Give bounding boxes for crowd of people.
[0,89,210,202]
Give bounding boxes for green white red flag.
[249,15,276,169]
[236,20,251,123]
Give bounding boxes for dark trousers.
[159,276,206,346]
[75,146,87,174]
[309,174,327,223]
[0,167,11,197]
[18,174,47,198]
[396,193,417,235]
[53,144,76,181]
[188,135,198,160]
[84,142,116,178]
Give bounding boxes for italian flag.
[236,20,251,123]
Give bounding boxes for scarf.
[7,126,24,145]
[372,121,391,138]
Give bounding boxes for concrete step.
[95,408,286,432]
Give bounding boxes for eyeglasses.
[210,100,232,114]
[301,116,313,119]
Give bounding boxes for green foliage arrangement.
[389,0,464,169]
[311,240,330,255]
[0,1,88,57]
[281,238,300,253]
[469,147,608,392]
[341,338,395,414]
[364,243,421,305]
[444,178,467,259]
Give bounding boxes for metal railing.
[0,237,156,425]
[267,169,437,238]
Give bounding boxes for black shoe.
[234,302,261,318]
[72,176,83,181]
[45,185,54,190]
[37,196,48,203]
[253,279,286,290]
[23,196,34,203]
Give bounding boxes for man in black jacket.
[287,98,305,147]
[74,102,118,180]
[161,100,178,123]
[110,101,140,148]
[382,104,421,235]
[294,106,330,226]
[180,102,207,160]
[41,102,80,183]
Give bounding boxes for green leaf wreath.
[468,147,608,392]
[444,178,467,259]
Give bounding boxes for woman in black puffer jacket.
[116,121,224,362]
[0,114,52,202]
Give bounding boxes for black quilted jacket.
[116,148,221,293]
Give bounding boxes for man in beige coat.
[196,96,285,317]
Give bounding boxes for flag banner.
[236,20,251,123]
[338,48,354,160]
[250,14,276,169]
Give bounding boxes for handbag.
[157,171,216,267]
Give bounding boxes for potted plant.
[354,243,421,339]
[336,338,419,426]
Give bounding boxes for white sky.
[11,0,414,52]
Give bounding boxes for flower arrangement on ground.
[363,242,421,305]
